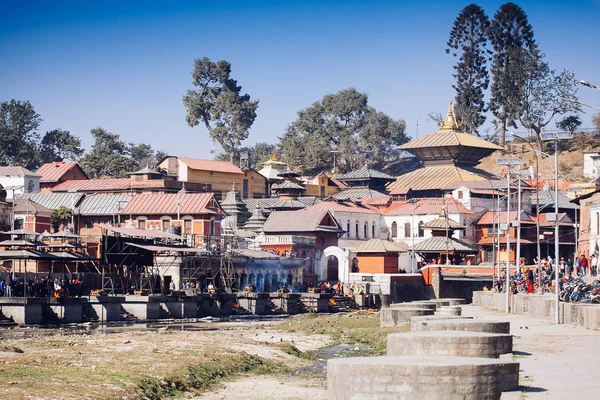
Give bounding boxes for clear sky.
[1,0,599,160]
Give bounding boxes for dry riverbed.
[0,311,408,399]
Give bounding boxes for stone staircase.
[119,306,139,322]
[330,296,359,312]
[0,309,17,327]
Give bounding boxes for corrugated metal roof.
[383,197,472,216]
[35,162,86,183]
[360,196,392,206]
[422,218,465,230]
[52,178,130,192]
[531,188,580,210]
[411,237,479,253]
[179,158,244,174]
[20,192,85,210]
[399,131,503,151]
[387,165,498,191]
[354,239,408,253]
[78,194,131,216]
[0,166,39,177]
[262,209,343,233]
[243,196,320,211]
[337,166,395,181]
[476,211,534,225]
[306,200,380,214]
[13,198,52,214]
[272,181,306,191]
[333,188,388,200]
[119,193,218,215]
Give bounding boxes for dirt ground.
[0,311,393,400]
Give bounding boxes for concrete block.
[410,315,472,324]
[411,319,510,334]
[380,308,434,327]
[442,298,467,305]
[435,306,462,316]
[327,355,519,400]
[387,331,513,358]
[390,302,437,311]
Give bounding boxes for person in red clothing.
[580,254,588,276]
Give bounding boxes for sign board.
[499,223,509,230]
[509,168,530,176]
[543,231,554,235]
[361,276,374,282]
[546,213,557,222]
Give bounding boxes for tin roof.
[20,192,85,210]
[337,166,395,181]
[383,197,471,216]
[13,198,52,215]
[354,239,408,253]
[35,162,87,183]
[476,211,534,225]
[0,166,39,177]
[119,193,218,215]
[243,196,320,211]
[333,188,388,200]
[262,209,343,234]
[531,187,580,210]
[411,237,479,253]
[52,178,131,192]
[422,218,465,230]
[78,194,131,216]
[387,165,498,191]
[306,200,380,214]
[179,158,244,174]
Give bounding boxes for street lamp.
[568,187,582,267]
[540,131,573,324]
[496,157,522,314]
[329,150,339,176]
[580,80,600,92]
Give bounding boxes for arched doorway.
[264,274,271,292]
[351,257,359,272]
[327,255,339,281]
[240,273,247,288]
[256,273,263,292]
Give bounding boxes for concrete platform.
[411,319,510,334]
[424,299,451,307]
[443,298,467,306]
[410,315,472,324]
[435,305,462,316]
[327,355,519,400]
[300,293,333,313]
[390,302,437,311]
[380,307,434,327]
[387,331,513,358]
[268,293,300,314]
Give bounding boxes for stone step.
[390,302,437,311]
[411,319,510,334]
[387,331,513,358]
[327,355,519,400]
[380,308,434,327]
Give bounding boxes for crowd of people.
[0,275,85,298]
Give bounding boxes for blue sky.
[1,0,599,160]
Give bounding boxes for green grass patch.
[274,343,317,360]
[135,351,289,400]
[275,313,410,356]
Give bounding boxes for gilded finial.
[439,100,459,130]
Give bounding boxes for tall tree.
[488,2,537,146]
[79,127,136,178]
[446,4,491,134]
[0,100,42,169]
[38,129,84,164]
[183,57,259,162]
[279,88,407,174]
[556,115,581,135]
[517,52,580,150]
[593,113,600,134]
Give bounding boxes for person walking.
[580,254,588,276]
[592,254,598,277]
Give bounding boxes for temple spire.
[439,100,460,131]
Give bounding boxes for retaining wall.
[473,291,600,329]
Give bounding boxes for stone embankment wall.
[473,291,600,329]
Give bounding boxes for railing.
[263,235,316,245]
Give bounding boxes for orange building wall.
[357,254,399,274]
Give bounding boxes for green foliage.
[247,142,278,168]
[183,57,259,162]
[517,52,580,149]
[0,100,42,169]
[279,88,407,174]
[51,206,72,232]
[135,352,287,400]
[446,4,491,135]
[38,129,84,164]
[488,2,537,146]
[556,115,582,135]
[79,127,136,178]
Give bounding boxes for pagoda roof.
[272,181,306,192]
[422,218,465,230]
[387,164,499,192]
[411,237,479,253]
[400,130,503,152]
[337,166,395,181]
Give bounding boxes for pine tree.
[446,3,491,135]
[488,2,537,146]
